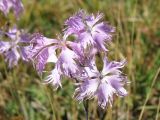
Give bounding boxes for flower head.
[0,26,30,68]
[74,57,128,109]
[64,10,115,51]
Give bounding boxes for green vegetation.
[0,0,160,119]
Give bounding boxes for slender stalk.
[156,98,160,120]
[138,67,160,120]
[83,100,89,120]
[12,69,28,120]
[97,106,106,120]
[42,82,56,120]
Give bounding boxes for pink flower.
[64,10,115,51]
[0,26,30,68]
[74,57,128,109]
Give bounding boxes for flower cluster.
[0,4,129,109]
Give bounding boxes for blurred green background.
[0,0,160,120]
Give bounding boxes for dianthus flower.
[64,10,115,51]
[74,57,129,108]
[0,26,29,68]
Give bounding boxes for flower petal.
[47,46,58,63]
[85,12,104,28]
[96,82,115,109]
[44,67,62,90]
[4,47,20,68]
[0,41,10,53]
[102,75,128,97]
[57,48,80,76]
[102,57,126,76]
[34,48,49,73]
[74,78,99,102]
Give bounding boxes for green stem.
[83,100,89,120]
